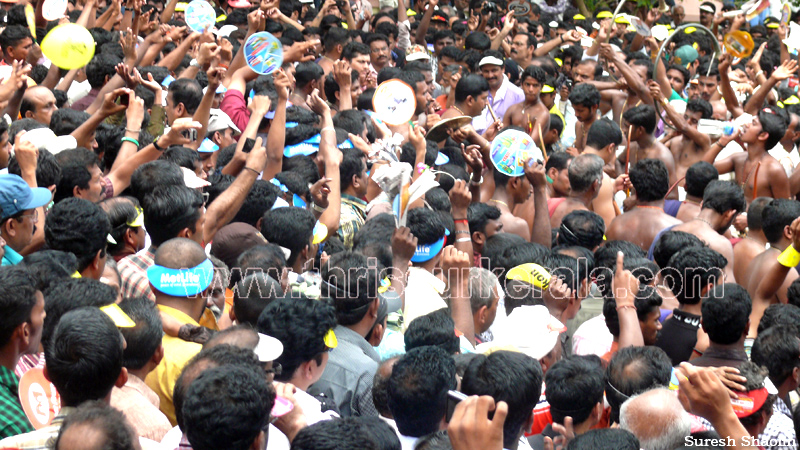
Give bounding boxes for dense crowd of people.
[2,0,800,448]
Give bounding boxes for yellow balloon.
[41,24,95,70]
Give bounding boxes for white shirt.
[403,267,447,332]
[572,314,613,357]
[769,142,800,177]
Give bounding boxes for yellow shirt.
[145,305,218,426]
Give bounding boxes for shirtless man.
[550,154,604,228]
[744,199,800,337]
[504,65,550,147]
[696,60,727,119]
[704,107,791,203]
[582,118,625,230]
[649,81,712,188]
[318,27,348,76]
[618,105,678,199]
[606,159,682,251]
[545,151,572,200]
[670,180,745,283]
[663,162,718,222]
[488,164,534,240]
[732,197,770,284]
[569,83,601,151]
[440,73,489,120]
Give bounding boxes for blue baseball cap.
[0,174,52,220]
[435,152,450,165]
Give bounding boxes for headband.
[411,229,450,263]
[147,258,214,297]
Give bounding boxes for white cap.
[215,24,238,38]
[182,167,211,188]
[491,305,566,360]
[699,4,715,13]
[479,56,504,67]
[208,109,241,134]
[18,128,77,155]
[406,51,430,61]
[254,333,284,362]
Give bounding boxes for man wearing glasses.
[0,174,51,266]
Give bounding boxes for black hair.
[664,247,726,305]
[54,401,137,450]
[684,161,718,198]
[44,198,111,272]
[322,251,378,325]
[51,107,91,136]
[160,146,200,171]
[53,147,99,204]
[666,64,690,88]
[397,69,426,96]
[42,278,116,349]
[761,199,800,244]
[231,244,287,287]
[291,417,380,450]
[142,185,204,247]
[549,114,564,136]
[568,83,601,108]
[652,230,705,269]
[464,32,491,52]
[323,70,360,105]
[701,180,745,215]
[759,107,789,149]
[701,283,752,345]
[231,180,281,227]
[586,118,622,149]
[334,109,369,137]
[260,207,315,266]
[686,98,713,119]
[544,252,593,294]
[85,53,122,89]
[545,355,605,424]
[0,266,38,347]
[567,429,640,450]
[169,78,204,115]
[20,250,76,292]
[387,346,457,437]
[751,325,800,386]
[7,148,61,190]
[605,346,671,424]
[461,351,543,448]
[257,295,337,382]
[295,61,326,90]
[173,344,263,429]
[99,196,141,256]
[758,304,800,336]
[575,59,602,80]
[467,203,501,236]
[425,188,451,212]
[0,24,31,54]
[118,297,162,370]
[46,307,124,407]
[400,139,438,167]
[342,41,370,60]
[404,308,459,354]
[129,160,184,204]
[557,210,605,250]
[183,365,275,450]
[454,74,489,103]
[622,105,657,134]
[747,197,772,231]
[232,273,283,327]
[407,207,446,247]
[629,159,669,202]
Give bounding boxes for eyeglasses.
[370,47,389,53]
[16,210,38,222]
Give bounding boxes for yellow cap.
[127,206,144,228]
[324,329,338,348]
[506,263,551,289]
[542,84,555,93]
[100,303,136,328]
[312,221,328,244]
[554,57,563,66]
[615,15,630,24]
[685,26,697,34]
[596,11,612,18]
[784,95,800,105]
[573,14,586,20]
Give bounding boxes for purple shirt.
[472,75,525,135]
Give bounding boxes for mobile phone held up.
[445,390,468,422]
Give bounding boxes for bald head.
[620,388,691,450]
[154,237,207,269]
[21,86,57,126]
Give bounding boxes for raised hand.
[771,59,798,81]
[448,396,506,450]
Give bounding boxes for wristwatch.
[189,59,201,69]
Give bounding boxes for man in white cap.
[203,109,240,174]
[474,50,524,135]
